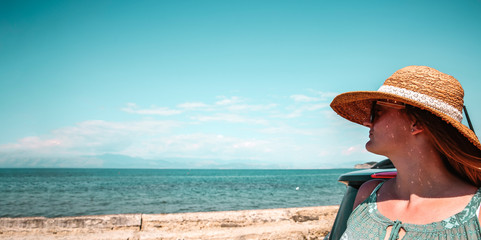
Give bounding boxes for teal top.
[341,182,481,240]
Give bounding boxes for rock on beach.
[0,205,339,240]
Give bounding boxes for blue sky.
[1,0,481,168]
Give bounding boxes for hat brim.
[330,90,481,151]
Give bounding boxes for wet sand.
[0,205,339,240]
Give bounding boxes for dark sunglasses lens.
[370,101,377,123]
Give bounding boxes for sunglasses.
[369,100,406,123]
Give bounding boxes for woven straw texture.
[330,66,481,151]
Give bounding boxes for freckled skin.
[354,104,479,228]
[364,106,413,157]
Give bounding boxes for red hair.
[407,106,481,187]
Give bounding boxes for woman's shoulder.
[352,179,385,209]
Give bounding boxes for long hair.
[406,106,481,187]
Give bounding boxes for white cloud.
[290,94,320,102]
[117,133,274,161]
[123,97,278,118]
[290,91,338,103]
[309,90,339,100]
[0,120,182,159]
[232,140,267,149]
[177,102,210,110]
[215,96,242,105]
[278,103,329,119]
[226,103,277,112]
[259,124,332,136]
[0,90,375,168]
[7,136,61,150]
[304,103,329,111]
[52,120,180,137]
[191,113,268,125]
[342,145,368,155]
[282,109,304,119]
[122,103,182,115]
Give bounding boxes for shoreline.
[0,205,339,240]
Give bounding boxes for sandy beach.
[0,205,338,240]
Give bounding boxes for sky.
[1,0,481,168]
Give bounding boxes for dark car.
[324,159,397,240]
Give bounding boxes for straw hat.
[330,65,481,150]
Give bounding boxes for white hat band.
[378,85,463,122]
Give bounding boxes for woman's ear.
[411,122,424,135]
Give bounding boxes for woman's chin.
[365,141,384,156]
[365,141,374,152]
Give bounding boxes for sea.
[0,168,354,218]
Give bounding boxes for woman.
[330,66,481,239]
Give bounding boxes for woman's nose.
[363,121,373,128]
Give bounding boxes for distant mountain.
[92,154,283,169]
[354,161,377,169]
[94,154,173,168]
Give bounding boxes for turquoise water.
[0,168,353,218]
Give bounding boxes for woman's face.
[364,103,413,156]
